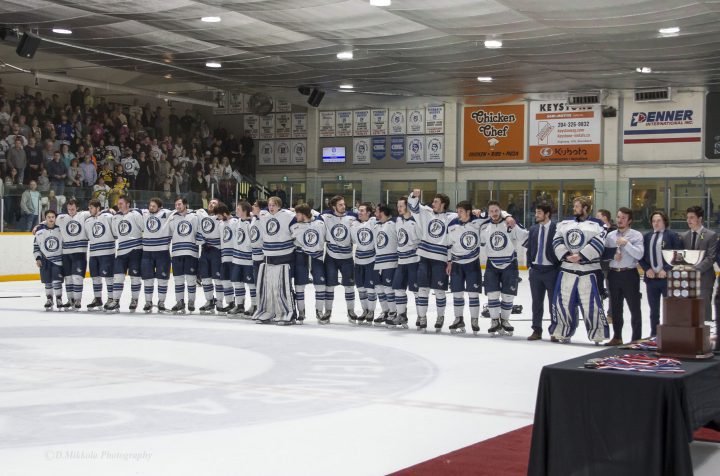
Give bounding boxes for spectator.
[24,136,43,183]
[60,143,75,170]
[200,189,209,209]
[136,151,152,190]
[180,109,194,137]
[92,177,110,208]
[120,147,139,186]
[70,85,85,111]
[83,88,94,110]
[156,155,171,190]
[19,179,40,231]
[46,189,59,214]
[168,108,179,137]
[190,169,208,208]
[17,115,31,139]
[46,151,68,196]
[67,158,84,190]
[109,175,128,207]
[220,156,233,179]
[55,115,74,145]
[37,168,50,193]
[80,154,97,187]
[7,139,27,183]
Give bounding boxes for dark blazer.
[638,229,683,278]
[527,221,560,270]
[680,227,718,275]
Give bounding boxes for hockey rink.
[0,270,718,475]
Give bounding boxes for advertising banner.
[244,115,259,140]
[259,114,275,140]
[529,102,600,163]
[274,140,291,165]
[463,104,525,161]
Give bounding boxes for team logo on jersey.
[202,217,215,234]
[331,224,349,242]
[177,221,192,237]
[376,232,389,248]
[250,227,260,243]
[118,220,131,236]
[45,236,60,252]
[460,231,478,250]
[146,216,161,233]
[123,161,134,172]
[398,228,409,247]
[489,231,509,251]
[357,228,373,246]
[66,220,81,237]
[428,219,445,239]
[266,218,280,236]
[92,222,106,238]
[223,227,233,242]
[237,228,246,244]
[303,229,320,247]
[566,228,585,250]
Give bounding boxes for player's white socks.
[92,277,103,298]
[113,273,125,300]
[469,292,480,319]
[130,276,141,300]
[453,293,465,317]
[234,282,246,307]
[144,279,155,303]
[344,286,355,311]
[174,276,185,302]
[201,278,214,301]
[435,289,447,317]
[487,291,501,319]
[395,289,407,314]
[185,275,195,304]
[249,284,256,307]
[296,284,305,312]
[417,288,429,317]
[324,286,335,313]
[53,280,63,297]
[358,287,368,311]
[383,285,396,313]
[377,287,388,312]
[501,293,514,320]
[73,274,84,302]
[157,279,168,304]
[222,279,233,307]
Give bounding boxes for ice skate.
[488,318,502,336]
[171,300,186,315]
[481,304,490,318]
[434,316,444,333]
[103,299,114,311]
[73,299,81,311]
[374,311,388,326]
[44,297,54,311]
[187,300,195,313]
[87,297,103,312]
[385,312,400,328]
[347,310,359,325]
[320,310,332,325]
[471,317,480,336]
[500,318,514,336]
[104,299,120,313]
[59,299,73,312]
[157,302,168,314]
[296,309,305,324]
[218,302,235,316]
[199,299,216,315]
[416,315,427,332]
[129,298,138,312]
[315,309,324,323]
[143,302,153,313]
[362,310,375,325]
[512,304,523,315]
[55,296,64,310]
[227,304,245,318]
[398,312,409,329]
[244,304,256,317]
[357,309,368,324]
[449,316,466,334]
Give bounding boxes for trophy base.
[655,351,715,360]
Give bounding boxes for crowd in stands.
[0,80,257,230]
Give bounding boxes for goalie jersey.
[259,209,296,258]
[552,217,606,274]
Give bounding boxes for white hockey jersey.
[220,217,239,263]
[374,219,398,270]
[553,217,606,274]
[55,211,92,255]
[351,218,376,265]
[259,209,296,258]
[168,212,200,258]
[196,208,223,249]
[396,215,421,265]
[322,210,358,260]
[141,208,173,252]
[407,194,455,262]
[250,214,265,263]
[291,217,326,260]
[447,217,483,264]
[233,218,253,266]
[112,209,144,256]
[85,211,117,257]
[480,219,528,269]
[34,226,63,265]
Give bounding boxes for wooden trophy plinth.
[658,297,713,359]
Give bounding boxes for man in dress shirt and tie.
[604,207,644,345]
[526,202,560,341]
[638,211,682,337]
[681,206,717,326]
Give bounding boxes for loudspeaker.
[601,106,617,118]
[297,85,311,96]
[307,88,325,107]
[16,33,41,59]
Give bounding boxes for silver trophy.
[662,250,705,298]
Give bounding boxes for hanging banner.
[259,141,274,166]
[389,109,406,135]
[212,90,228,115]
[407,109,425,134]
[320,111,336,137]
[528,102,600,163]
[228,92,244,114]
[426,106,445,134]
[275,100,292,113]
[622,91,703,162]
[407,136,425,163]
[372,137,386,160]
[292,112,308,138]
[371,109,388,136]
[390,136,405,160]
[244,115,259,140]
[463,104,525,161]
[426,135,444,163]
[274,140,291,165]
[259,114,275,140]
[353,138,371,164]
[353,110,370,136]
[275,112,291,139]
[336,110,353,137]
[291,140,307,165]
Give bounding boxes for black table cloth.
[528,348,720,476]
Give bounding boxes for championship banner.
[274,140,291,165]
[426,106,445,134]
[292,112,308,138]
[259,114,275,140]
[243,95,272,114]
[275,100,292,113]
[372,137,386,160]
[259,141,274,166]
[353,110,370,136]
[529,102,600,163]
[389,109,406,135]
[275,112,291,139]
[353,138,371,164]
[463,104,525,161]
[228,92,244,114]
[622,91,703,162]
[407,109,425,134]
[336,110,353,137]
[371,109,388,136]
[407,136,425,163]
[425,135,444,163]
[320,111,336,137]
[390,136,405,160]
[291,140,307,165]
[244,115,259,140]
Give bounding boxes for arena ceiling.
[2,0,720,100]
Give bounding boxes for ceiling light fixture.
[477,76,493,82]
[206,61,222,68]
[201,16,222,23]
[484,39,503,49]
[52,28,72,35]
[339,84,354,89]
[336,51,354,60]
[659,26,680,36]
[636,66,652,74]
[164,74,172,79]
[370,0,392,6]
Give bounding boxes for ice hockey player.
[34,210,64,311]
[84,199,116,311]
[321,196,358,324]
[350,202,376,325]
[392,196,421,328]
[111,195,144,312]
[167,196,200,314]
[290,202,326,324]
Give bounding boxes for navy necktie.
[537,224,545,265]
[651,231,660,269]
[691,231,698,250]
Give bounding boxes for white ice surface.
[0,271,718,475]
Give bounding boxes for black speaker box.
[307,88,325,107]
[16,33,41,59]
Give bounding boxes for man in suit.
[527,202,560,341]
[638,211,682,337]
[681,206,717,326]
